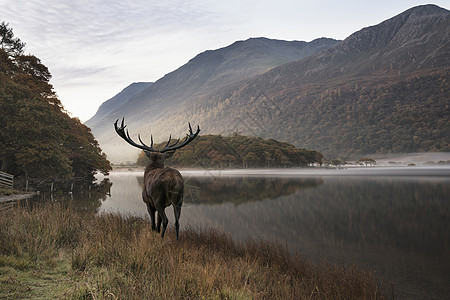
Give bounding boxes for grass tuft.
[0,202,390,299]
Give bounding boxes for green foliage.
[65,118,112,179]
[0,22,111,181]
[0,22,25,56]
[357,157,376,166]
[137,134,323,168]
[192,69,449,160]
[328,159,345,167]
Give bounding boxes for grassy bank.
[0,203,389,299]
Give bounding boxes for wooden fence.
[0,171,14,189]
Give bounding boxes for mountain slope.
[90,4,449,162]
[121,37,338,122]
[166,4,449,159]
[87,37,339,162]
[86,82,152,129]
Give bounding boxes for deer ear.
[163,151,175,159]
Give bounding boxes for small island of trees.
[137,133,324,169]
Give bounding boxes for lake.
[38,167,450,299]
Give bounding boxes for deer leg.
[158,208,169,238]
[173,203,182,240]
[156,213,162,233]
[143,191,157,231]
[145,202,157,231]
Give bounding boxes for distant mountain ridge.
[86,82,152,128]
[191,4,449,157]
[86,37,340,162]
[267,4,449,86]
[88,4,449,163]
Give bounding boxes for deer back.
[144,167,184,208]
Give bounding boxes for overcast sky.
[1,1,448,122]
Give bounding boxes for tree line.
[137,133,324,168]
[0,22,111,183]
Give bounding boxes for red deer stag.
[114,118,200,239]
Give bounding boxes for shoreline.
[0,192,36,203]
[107,165,450,178]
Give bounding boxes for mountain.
[86,37,339,162]
[188,4,449,158]
[86,82,152,129]
[90,4,449,163]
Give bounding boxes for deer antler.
[159,122,201,153]
[114,118,200,153]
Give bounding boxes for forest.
[192,68,450,160]
[137,133,324,168]
[0,22,111,183]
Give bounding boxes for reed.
[0,202,389,299]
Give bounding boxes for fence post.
[0,171,14,189]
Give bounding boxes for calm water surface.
[46,167,450,299]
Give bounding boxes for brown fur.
[114,118,200,239]
[142,151,184,239]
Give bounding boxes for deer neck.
[145,162,165,174]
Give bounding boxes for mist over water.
[181,165,450,177]
[369,152,450,166]
[91,166,450,299]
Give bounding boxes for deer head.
[114,117,200,166]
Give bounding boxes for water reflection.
[137,175,323,205]
[29,179,112,213]
[296,177,449,255]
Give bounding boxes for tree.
[223,154,236,168]
[243,152,258,168]
[274,149,290,167]
[64,117,111,180]
[264,151,274,167]
[330,159,345,167]
[357,157,376,166]
[12,93,72,179]
[207,150,226,168]
[0,22,111,182]
[0,22,25,56]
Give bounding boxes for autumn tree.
[357,157,376,166]
[0,22,111,181]
[64,117,111,180]
[136,134,323,169]
[329,159,345,167]
[0,22,25,56]
[243,152,258,168]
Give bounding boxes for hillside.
[89,4,449,162]
[86,82,152,129]
[193,4,450,158]
[86,37,339,162]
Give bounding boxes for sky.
[1,1,449,122]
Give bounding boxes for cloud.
[1,0,231,120]
[1,0,449,121]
